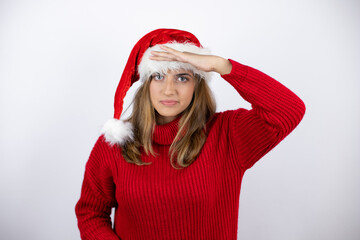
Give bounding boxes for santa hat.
[101,28,212,145]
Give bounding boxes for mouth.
[160,100,178,106]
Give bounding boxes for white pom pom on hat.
[101,119,134,146]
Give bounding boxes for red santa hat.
[101,28,212,145]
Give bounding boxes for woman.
[75,28,306,240]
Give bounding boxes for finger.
[149,54,182,62]
[159,45,179,53]
[150,50,174,57]
[150,53,175,61]
[150,51,182,61]
[151,50,181,60]
[149,55,174,61]
[159,45,185,58]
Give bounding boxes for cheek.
[182,85,195,103]
[149,82,157,101]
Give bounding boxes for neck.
[152,115,182,145]
[156,114,180,125]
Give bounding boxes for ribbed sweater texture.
[75,59,306,239]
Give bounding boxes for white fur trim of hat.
[138,42,213,82]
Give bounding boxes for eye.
[177,76,189,82]
[152,73,164,81]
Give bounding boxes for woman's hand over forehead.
[149,45,232,75]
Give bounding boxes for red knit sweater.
[75,59,306,239]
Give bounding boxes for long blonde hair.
[121,73,216,169]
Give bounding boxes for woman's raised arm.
[220,59,306,170]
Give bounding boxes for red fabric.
[75,59,306,239]
[114,29,202,119]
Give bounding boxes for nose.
[163,78,176,95]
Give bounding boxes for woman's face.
[149,69,195,125]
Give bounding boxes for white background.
[1,0,359,239]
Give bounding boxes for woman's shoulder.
[88,134,124,163]
[92,134,114,149]
[86,134,123,180]
[206,108,247,131]
[209,108,247,122]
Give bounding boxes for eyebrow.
[151,72,193,77]
[175,73,193,77]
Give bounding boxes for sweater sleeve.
[221,59,306,170]
[75,136,120,240]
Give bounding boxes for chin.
[156,109,183,119]
[158,112,180,118]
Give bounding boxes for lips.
[160,100,178,106]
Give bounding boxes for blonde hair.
[121,73,216,169]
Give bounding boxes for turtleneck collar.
[152,115,182,145]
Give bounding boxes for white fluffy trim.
[138,41,213,82]
[101,119,134,146]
